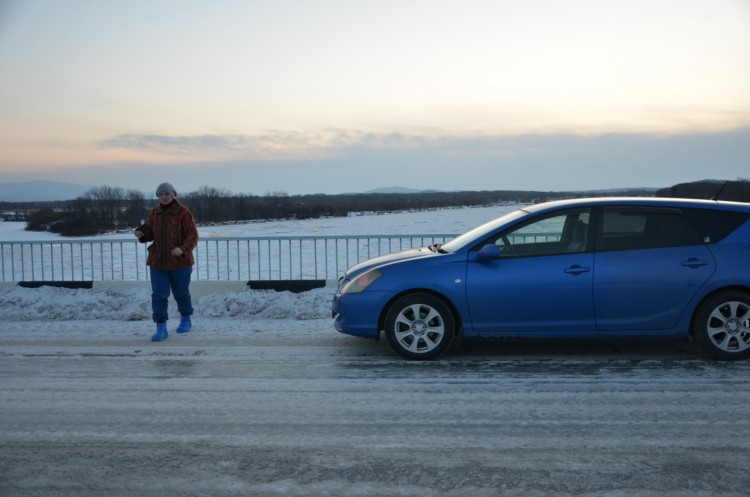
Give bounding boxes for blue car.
[332,197,750,360]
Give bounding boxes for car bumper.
[332,290,393,339]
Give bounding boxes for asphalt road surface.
[2,318,749,497]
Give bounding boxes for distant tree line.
[19,185,592,236]
[23,186,147,236]
[4,179,746,237]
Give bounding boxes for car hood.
[343,247,438,279]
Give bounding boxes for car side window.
[598,207,702,251]
[487,209,591,257]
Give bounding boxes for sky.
[0,0,749,196]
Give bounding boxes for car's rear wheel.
[383,293,455,360]
[693,291,750,360]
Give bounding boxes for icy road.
[2,318,750,497]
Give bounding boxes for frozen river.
[2,317,750,496]
[0,203,519,242]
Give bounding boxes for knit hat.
[156,182,177,197]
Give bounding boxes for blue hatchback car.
[332,197,750,360]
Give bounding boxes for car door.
[593,206,716,331]
[465,208,596,333]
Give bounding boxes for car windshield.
[441,208,529,252]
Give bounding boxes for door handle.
[681,258,710,268]
[564,265,591,275]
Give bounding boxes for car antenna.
[710,180,729,201]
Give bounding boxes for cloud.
[12,126,748,196]
[98,129,517,161]
[99,133,303,157]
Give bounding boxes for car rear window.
[683,208,750,243]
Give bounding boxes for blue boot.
[151,322,168,342]
[176,315,192,334]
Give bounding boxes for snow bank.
[0,285,334,322]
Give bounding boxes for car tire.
[383,293,455,360]
[693,291,750,361]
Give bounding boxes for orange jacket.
[140,200,199,271]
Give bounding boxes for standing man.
[134,182,199,342]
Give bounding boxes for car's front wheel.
[383,293,455,360]
[693,291,750,360]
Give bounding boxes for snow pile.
[199,286,333,320]
[0,285,334,322]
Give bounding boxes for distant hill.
[584,187,659,194]
[364,186,445,194]
[0,181,660,203]
[1,182,444,201]
[0,180,667,202]
[0,181,93,202]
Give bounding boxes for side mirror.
[476,244,501,261]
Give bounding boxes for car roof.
[523,197,750,214]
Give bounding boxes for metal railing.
[0,235,459,283]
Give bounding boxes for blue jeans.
[150,267,193,323]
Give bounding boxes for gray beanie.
[156,182,177,197]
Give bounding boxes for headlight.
[341,269,383,294]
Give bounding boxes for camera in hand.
[136,223,152,242]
